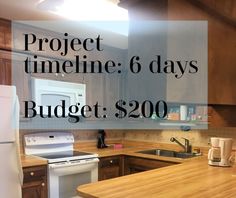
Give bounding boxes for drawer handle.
[30,172,34,176]
[41,183,45,187]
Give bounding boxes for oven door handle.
[49,158,99,169]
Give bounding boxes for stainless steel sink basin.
[137,149,199,159]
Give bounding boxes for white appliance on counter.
[208,137,234,167]
[24,132,99,198]
[0,85,23,198]
[32,78,86,116]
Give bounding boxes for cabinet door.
[12,52,31,119]
[104,73,121,120]
[0,50,11,85]
[98,156,123,181]
[29,55,62,81]
[22,165,48,198]
[119,0,168,20]
[124,156,176,175]
[0,19,11,50]
[166,0,236,104]
[166,22,207,104]
[60,72,85,83]
[99,165,120,181]
[29,56,86,83]
[85,73,105,120]
[22,180,47,198]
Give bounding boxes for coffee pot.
[97,130,108,149]
[208,137,234,167]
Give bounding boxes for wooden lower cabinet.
[22,165,48,198]
[124,156,177,175]
[98,156,123,181]
[99,155,178,180]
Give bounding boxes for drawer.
[99,156,120,168]
[23,165,47,183]
[124,156,177,175]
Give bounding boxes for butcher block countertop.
[77,154,236,198]
[21,155,47,168]
[79,146,187,164]
[20,144,184,168]
[20,145,184,168]
[21,140,208,167]
[20,139,206,166]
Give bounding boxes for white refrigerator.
[0,85,23,198]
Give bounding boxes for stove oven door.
[48,158,99,198]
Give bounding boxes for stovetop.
[34,150,98,164]
[36,150,92,159]
[24,132,98,164]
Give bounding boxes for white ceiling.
[0,0,128,49]
[0,0,120,20]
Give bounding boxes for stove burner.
[36,150,94,160]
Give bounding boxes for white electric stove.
[24,132,99,198]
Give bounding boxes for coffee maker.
[208,137,235,167]
[97,130,108,149]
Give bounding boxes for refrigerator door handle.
[14,96,24,186]
[0,141,14,144]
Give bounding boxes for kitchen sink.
[137,149,199,159]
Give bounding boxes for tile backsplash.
[123,128,236,148]
[19,129,124,153]
[20,127,236,153]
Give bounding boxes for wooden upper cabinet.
[195,0,236,25]
[0,50,11,85]
[0,19,11,85]
[0,19,11,50]
[119,0,168,20]
[208,105,236,127]
[119,0,236,105]
[167,0,236,105]
[12,52,31,119]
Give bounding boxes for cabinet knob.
[41,183,45,187]
[30,172,34,176]
[55,73,58,76]
[61,73,65,77]
[110,160,113,164]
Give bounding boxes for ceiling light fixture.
[38,0,128,21]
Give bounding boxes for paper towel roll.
[180,105,187,121]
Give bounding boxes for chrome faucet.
[170,137,192,153]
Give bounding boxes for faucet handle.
[182,137,192,153]
[170,137,174,141]
[181,137,190,147]
[170,137,177,142]
[181,137,190,142]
